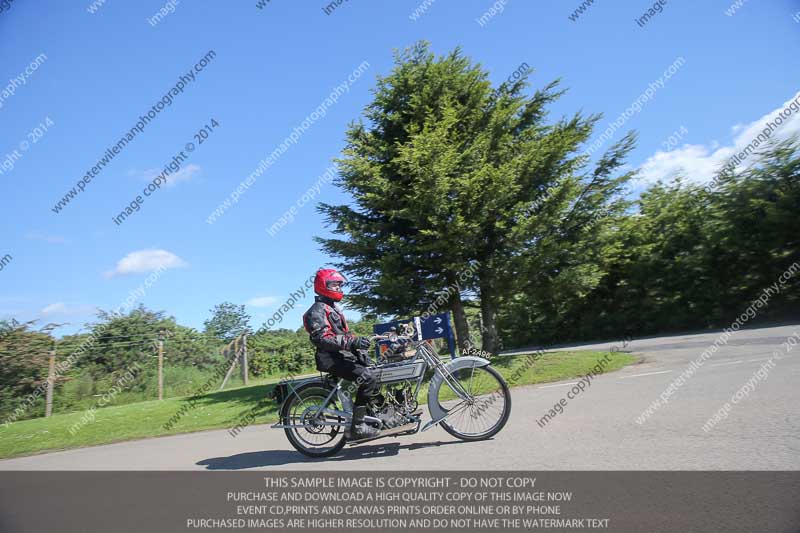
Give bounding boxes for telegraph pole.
[158,330,165,400]
[40,322,69,418]
[45,344,56,418]
[219,337,238,391]
[240,334,249,386]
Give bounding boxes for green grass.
[52,366,318,415]
[0,350,636,459]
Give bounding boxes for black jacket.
[303,296,362,371]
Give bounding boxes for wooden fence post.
[157,331,165,400]
[45,348,56,417]
[219,338,238,391]
[240,334,249,386]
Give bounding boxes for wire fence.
[1,329,250,423]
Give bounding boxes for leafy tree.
[247,317,377,377]
[79,306,174,376]
[247,328,313,376]
[319,41,634,352]
[704,138,800,322]
[0,320,54,418]
[502,139,800,346]
[203,302,252,342]
[61,306,226,401]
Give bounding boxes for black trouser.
[326,358,379,406]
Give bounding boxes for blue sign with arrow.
[373,312,457,359]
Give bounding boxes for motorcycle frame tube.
[272,341,482,431]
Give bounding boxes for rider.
[302,268,380,440]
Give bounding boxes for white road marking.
[539,382,578,389]
[619,370,673,379]
[709,360,745,366]
[746,357,772,362]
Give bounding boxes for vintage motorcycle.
[271,320,511,457]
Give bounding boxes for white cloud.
[105,249,187,278]
[136,164,201,187]
[40,302,96,317]
[247,296,279,308]
[638,91,800,185]
[41,302,66,315]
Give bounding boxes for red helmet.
[314,268,346,301]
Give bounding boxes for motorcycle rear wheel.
[281,381,347,458]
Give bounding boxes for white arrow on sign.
[434,317,442,324]
[435,327,444,334]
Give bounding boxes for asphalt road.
[1,324,798,470]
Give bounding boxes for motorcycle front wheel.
[435,365,511,441]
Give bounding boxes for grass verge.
[0,350,636,459]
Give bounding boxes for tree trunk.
[450,293,472,353]
[479,284,500,354]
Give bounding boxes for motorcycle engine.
[372,383,418,429]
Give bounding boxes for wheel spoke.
[437,367,509,439]
[284,386,345,455]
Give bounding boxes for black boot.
[350,406,380,440]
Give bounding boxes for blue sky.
[1,0,798,336]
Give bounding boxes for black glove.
[350,336,371,351]
[356,336,371,350]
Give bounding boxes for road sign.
[373,312,457,359]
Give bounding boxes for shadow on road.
[197,439,467,470]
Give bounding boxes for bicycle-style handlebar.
[368,333,414,342]
[368,322,418,343]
